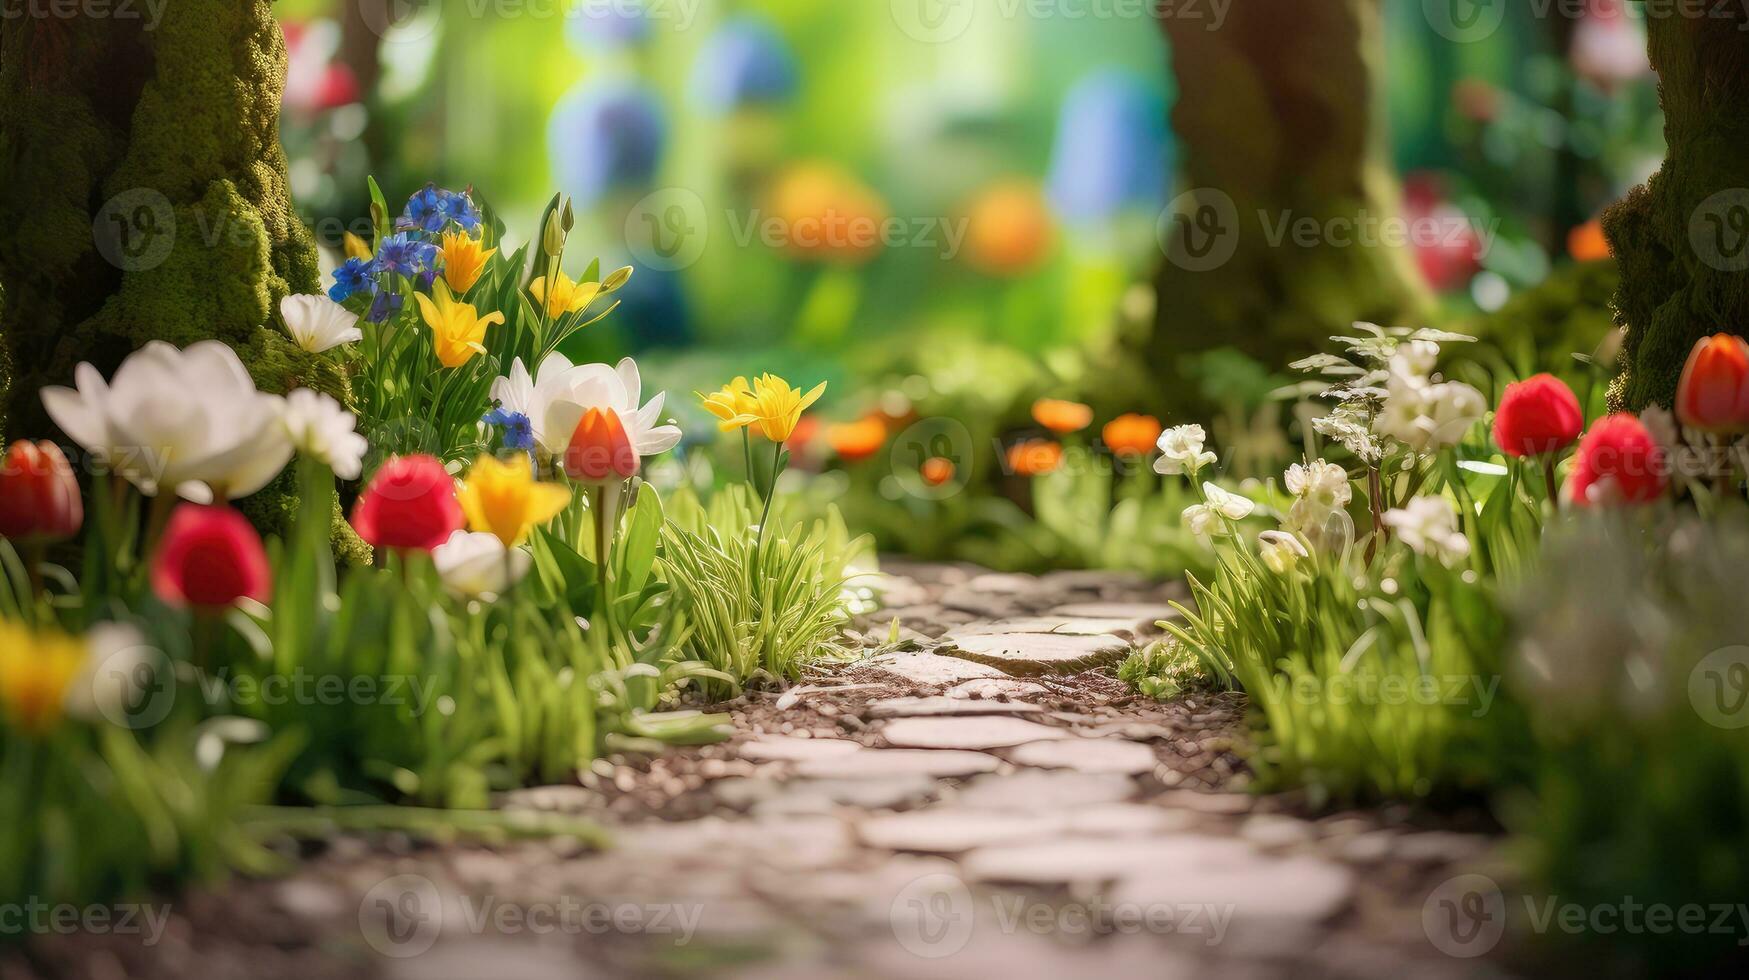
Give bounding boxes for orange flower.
[564,409,638,483]
[1568,219,1610,263]
[1676,333,1749,433]
[766,162,889,266]
[827,415,887,463]
[1101,413,1163,456]
[921,457,956,487]
[963,179,1055,277]
[1031,398,1093,434]
[1007,440,1063,477]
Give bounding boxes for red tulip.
[0,441,83,542]
[1568,414,1667,507]
[1492,374,1583,458]
[1675,333,1749,433]
[564,409,638,483]
[152,505,271,610]
[351,455,463,552]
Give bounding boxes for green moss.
[0,1,320,439]
[1471,259,1621,370]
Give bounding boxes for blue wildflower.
[437,190,482,234]
[366,290,404,325]
[484,409,536,453]
[329,256,378,303]
[376,233,440,279]
[399,185,445,234]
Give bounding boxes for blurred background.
[274,0,1660,565]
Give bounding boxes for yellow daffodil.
[456,454,572,548]
[440,231,497,294]
[415,286,504,369]
[698,376,761,432]
[0,620,86,735]
[529,271,602,319]
[343,231,373,261]
[749,374,827,442]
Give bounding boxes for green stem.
[755,442,782,553]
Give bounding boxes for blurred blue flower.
[483,409,535,453]
[438,190,482,234]
[613,265,692,347]
[1047,70,1172,224]
[549,81,667,206]
[329,256,377,303]
[689,17,797,116]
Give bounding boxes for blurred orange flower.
[963,179,1055,277]
[921,457,956,487]
[1032,398,1093,434]
[1007,440,1063,477]
[767,162,889,265]
[1569,219,1610,262]
[1101,413,1163,456]
[827,415,888,462]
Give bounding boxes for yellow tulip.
[0,620,86,735]
[415,286,503,369]
[749,374,827,442]
[456,454,572,548]
[440,231,497,294]
[529,271,602,319]
[343,231,373,261]
[698,376,761,432]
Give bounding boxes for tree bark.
[1603,5,1749,411]
[1145,0,1426,404]
[0,0,336,440]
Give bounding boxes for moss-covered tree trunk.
[0,0,331,440]
[1603,7,1749,411]
[1145,0,1426,397]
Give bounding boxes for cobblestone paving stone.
[7,561,1511,980]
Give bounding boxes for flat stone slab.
[1006,737,1159,775]
[856,809,1063,853]
[947,678,1050,700]
[794,747,1002,779]
[736,735,864,762]
[945,617,1154,640]
[1046,601,1181,633]
[866,651,1005,685]
[952,770,1137,810]
[1060,803,1197,836]
[1112,855,1355,927]
[865,696,1045,719]
[751,775,939,815]
[962,835,1255,885]
[879,716,1070,750]
[937,632,1131,677]
[1155,789,1255,815]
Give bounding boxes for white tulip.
[280,294,362,353]
[492,354,682,461]
[1182,482,1254,536]
[1154,424,1218,476]
[1181,502,1221,537]
[1375,376,1485,453]
[283,389,369,480]
[1383,496,1472,568]
[432,531,532,600]
[41,341,292,502]
[1257,530,1310,574]
[1284,459,1352,508]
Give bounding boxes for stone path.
[8,562,1510,980]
